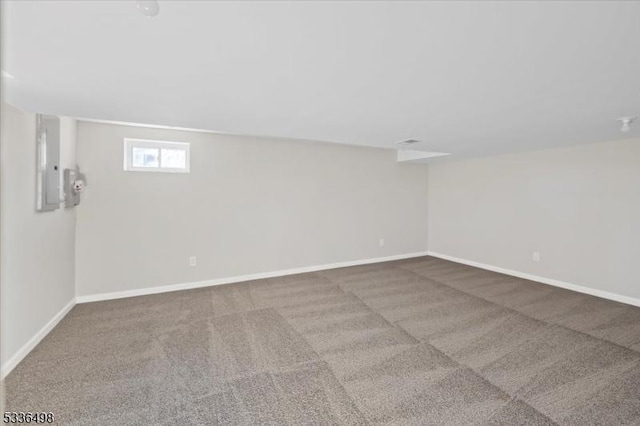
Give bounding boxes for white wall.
[0,103,77,374]
[75,122,429,297]
[428,137,640,300]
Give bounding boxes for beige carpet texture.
[6,256,640,425]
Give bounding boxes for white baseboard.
[6,250,635,379]
[76,251,431,304]
[1,298,76,379]
[427,251,640,308]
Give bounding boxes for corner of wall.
[0,105,78,378]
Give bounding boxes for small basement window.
[124,138,190,173]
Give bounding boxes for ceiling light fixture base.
[136,1,160,18]
[617,116,637,133]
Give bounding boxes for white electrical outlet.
[189,256,197,267]
[532,252,540,262]
[379,238,385,247]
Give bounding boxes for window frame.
[123,138,191,173]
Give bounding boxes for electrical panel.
[36,114,61,212]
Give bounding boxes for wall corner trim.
[76,251,431,304]
[1,298,76,379]
[426,251,640,308]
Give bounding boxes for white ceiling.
[3,1,640,159]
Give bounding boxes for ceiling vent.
[396,139,421,146]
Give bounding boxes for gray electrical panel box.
[36,114,61,212]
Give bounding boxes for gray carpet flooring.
[6,256,640,425]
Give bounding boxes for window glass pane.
[125,139,189,172]
[132,147,159,168]
[161,148,186,169]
